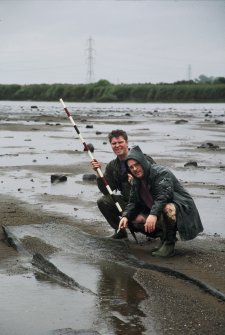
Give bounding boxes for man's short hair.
[108,129,128,143]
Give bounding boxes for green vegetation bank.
[0,77,225,102]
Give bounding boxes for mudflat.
[0,101,225,335]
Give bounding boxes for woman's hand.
[144,214,157,233]
[128,173,133,183]
[119,217,129,230]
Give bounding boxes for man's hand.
[144,214,157,233]
[91,159,101,171]
[119,217,129,230]
[127,173,133,183]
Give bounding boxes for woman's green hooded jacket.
[123,146,203,241]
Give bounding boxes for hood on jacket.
[125,145,150,177]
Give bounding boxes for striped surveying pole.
[59,98,138,243]
[59,98,122,212]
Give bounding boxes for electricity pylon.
[86,36,95,83]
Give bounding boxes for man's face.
[127,159,144,178]
[110,136,128,158]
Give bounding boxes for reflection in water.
[95,261,148,335]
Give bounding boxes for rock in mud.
[215,119,224,125]
[2,225,30,256]
[197,142,220,150]
[51,329,100,335]
[82,174,97,181]
[175,119,188,124]
[184,161,198,167]
[51,174,67,183]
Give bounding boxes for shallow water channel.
[0,223,157,335]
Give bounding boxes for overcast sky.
[0,0,224,85]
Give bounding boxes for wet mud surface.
[0,101,225,334]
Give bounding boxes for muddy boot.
[151,235,178,252]
[152,211,177,256]
[151,239,164,252]
[152,241,175,257]
[151,215,166,251]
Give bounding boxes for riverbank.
[1,80,225,103]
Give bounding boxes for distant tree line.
[0,76,225,102]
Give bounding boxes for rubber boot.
[152,212,177,257]
[152,241,175,257]
[151,215,167,252]
[151,239,164,252]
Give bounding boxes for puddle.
[0,272,96,335]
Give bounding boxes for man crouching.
[119,145,203,257]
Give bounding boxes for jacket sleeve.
[96,161,118,194]
[150,168,174,217]
[122,183,140,220]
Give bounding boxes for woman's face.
[127,159,144,178]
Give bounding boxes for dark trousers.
[97,195,177,242]
[97,194,128,230]
[131,213,177,243]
